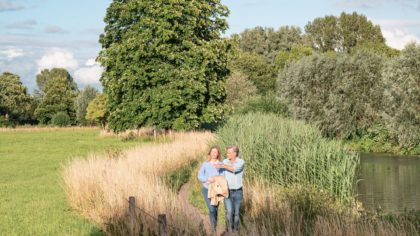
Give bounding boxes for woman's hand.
[212,163,223,169]
[207,177,215,183]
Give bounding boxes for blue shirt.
[197,161,224,189]
[222,157,244,190]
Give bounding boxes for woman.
[197,146,224,231]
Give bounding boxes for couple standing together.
[197,145,245,234]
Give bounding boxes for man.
[214,145,244,233]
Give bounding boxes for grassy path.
[0,128,147,236]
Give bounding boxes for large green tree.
[305,12,385,52]
[98,0,231,131]
[34,70,78,124]
[74,86,98,125]
[0,72,31,124]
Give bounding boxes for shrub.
[383,43,420,148]
[237,93,289,116]
[279,50,385,139]
[51,112,70,127]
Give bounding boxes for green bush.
[216,113,360,206]
[0,116,15,128]
[279,50,385,139]
[237,93,289,116]
[51,112,70,127]
[383,43,420,149]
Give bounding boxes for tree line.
[0,0,418,153]
[0,68,106,127]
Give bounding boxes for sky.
[1,0,419,93]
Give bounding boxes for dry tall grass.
[63,131,213,235]
[240,181,418,236]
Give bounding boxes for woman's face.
[210,148,219,160]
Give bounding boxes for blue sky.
[1,0,419,92]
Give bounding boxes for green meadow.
[0,128,146,236]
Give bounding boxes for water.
[356,153,420,213]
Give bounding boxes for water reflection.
[356,153,420,213]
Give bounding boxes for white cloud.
[372,19,420,49]
[374,19,420,28]
[0,48,24,59]
[336,0,419,9]
[0,0,24,12]
[44,26,68,34]
[6,20,37,30]
[73,59,103,85]
[37,48,78,72]
[85,58,97,66]
[382,29,420,49]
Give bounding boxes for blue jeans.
[202,187,218,230]
[224,188,243,232]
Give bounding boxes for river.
[356,153,420,213]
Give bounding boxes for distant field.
[0,128,147,236]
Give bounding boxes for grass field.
[0,128,148,236]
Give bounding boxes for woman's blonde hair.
[207,145,222,162]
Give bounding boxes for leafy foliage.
[0,72,31,125]
[383,43,420,148]
[75,86,98,125]
[34,70,77,124]
[35,68,77,97]
[280,50,385,139]
[234,26,303,62]
[98,0,231,132]
[275,45,313,70]
[51,112,71,127]
[229,51,277,94]
[237,93,289,116]
[225,71,257,109]
[86,93,108,127]
[305,12,385,52]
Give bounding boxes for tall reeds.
[216,113,360,206]
[63,132,213,235]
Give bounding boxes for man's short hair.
[227,145,239,156]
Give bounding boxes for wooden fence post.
[158,214,167,236]
[128,196,137,236]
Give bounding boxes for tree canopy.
[0,72,31,123]
[383,43,420,148]
[34,70,78,124]
[99,0,232,131]
[35,68,77,97]
[234,26,303,62]
[229,51,277,94]
[305,12,385,52]
[279,50,385,139]
[75,86,98,125]
[86,93,108,128]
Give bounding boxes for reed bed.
[63,131,213,235]
[216,113,360,206]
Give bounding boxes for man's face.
[227,148,237,160]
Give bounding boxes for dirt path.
[177,182,225,236]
